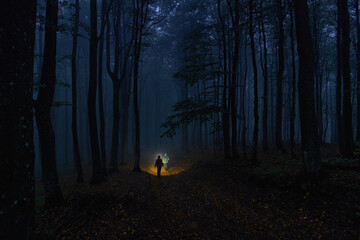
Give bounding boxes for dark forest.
[1,0,360,239]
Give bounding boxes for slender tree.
[98,0,108,175]
[121,72,132,164]
[294,0,321,173]
[339,0,354,158]
[34,0,64,206]
[289,0,296,158]
[230,0,240,159]
[356,0,360,142]
[260,0,269,152]
[336,0,343,151]
[88,0,105,183]
[241,28,248,159]
[106,1,122,173]
[133,0,149,172]
[312,0,323,144]
[107,0,133,170]
[250,0,259,164]
[218,0,231,159]
[71,0,84,183]
[275,0,285,151]
[0,0,37,238]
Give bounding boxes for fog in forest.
[1,0,360,239]
[32,0,306,176]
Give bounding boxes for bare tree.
[133,0,150,172]
[259,0,269,152]
[218,0,231,159]
[88,0,105,183]
[98,0,108,175]
[294,0,321,173]
[0,0,37,238]
[107,0,133,172]
[289,0,296,158]
[250,0,259,164]
[356,0,360,142]
[339,0,354,158]
[71,0,84,183]
[229,0,240,159]
[34,0,64,205]
[275,0,285,152]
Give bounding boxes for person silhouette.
[154,155,164,177]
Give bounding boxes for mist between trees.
[1,0,359,239]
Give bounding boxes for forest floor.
[34,145,360,240]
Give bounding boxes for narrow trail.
[147,168,241,240]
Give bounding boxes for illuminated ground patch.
[143,161,192,176]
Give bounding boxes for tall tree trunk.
[185,83,189,151]
[276,0,285,151]
[106,1,123,173]
[290,1,297,158]
[336,0,344,153]
[34,0,64,207]
[218,0,231,159]
[356,0,360,142]
[230,0,240,159]
[203,76,209,149]
[119,9,133,164]
[37,24,44,80]
[121,74,131,164]
[89,0,105,183]
[133,0,148,172]
[250,0,259,164]
[106,1,132,171]
[110,80,120,172]
[324,66,329,143]
[260,1,269,152]
[340,0,354,158]
[198,81,203,150]
[270,56,274,142]
[294,0,321,174]
[71,0,84,183]
[312,0,323,144]
[98,0,107,175]
[0,0,37,238]
[242,35,248,158]
[181,82,189,151]
[133,53,141,171]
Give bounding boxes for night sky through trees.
[0,0,359,239]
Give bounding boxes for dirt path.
[34,149,360,240]
[148,170,241,239]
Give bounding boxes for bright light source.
[143,153,191,176]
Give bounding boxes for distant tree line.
[162,0,357,174]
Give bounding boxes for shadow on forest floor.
[34,145,360,239]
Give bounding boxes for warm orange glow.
[143,161,192,176]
